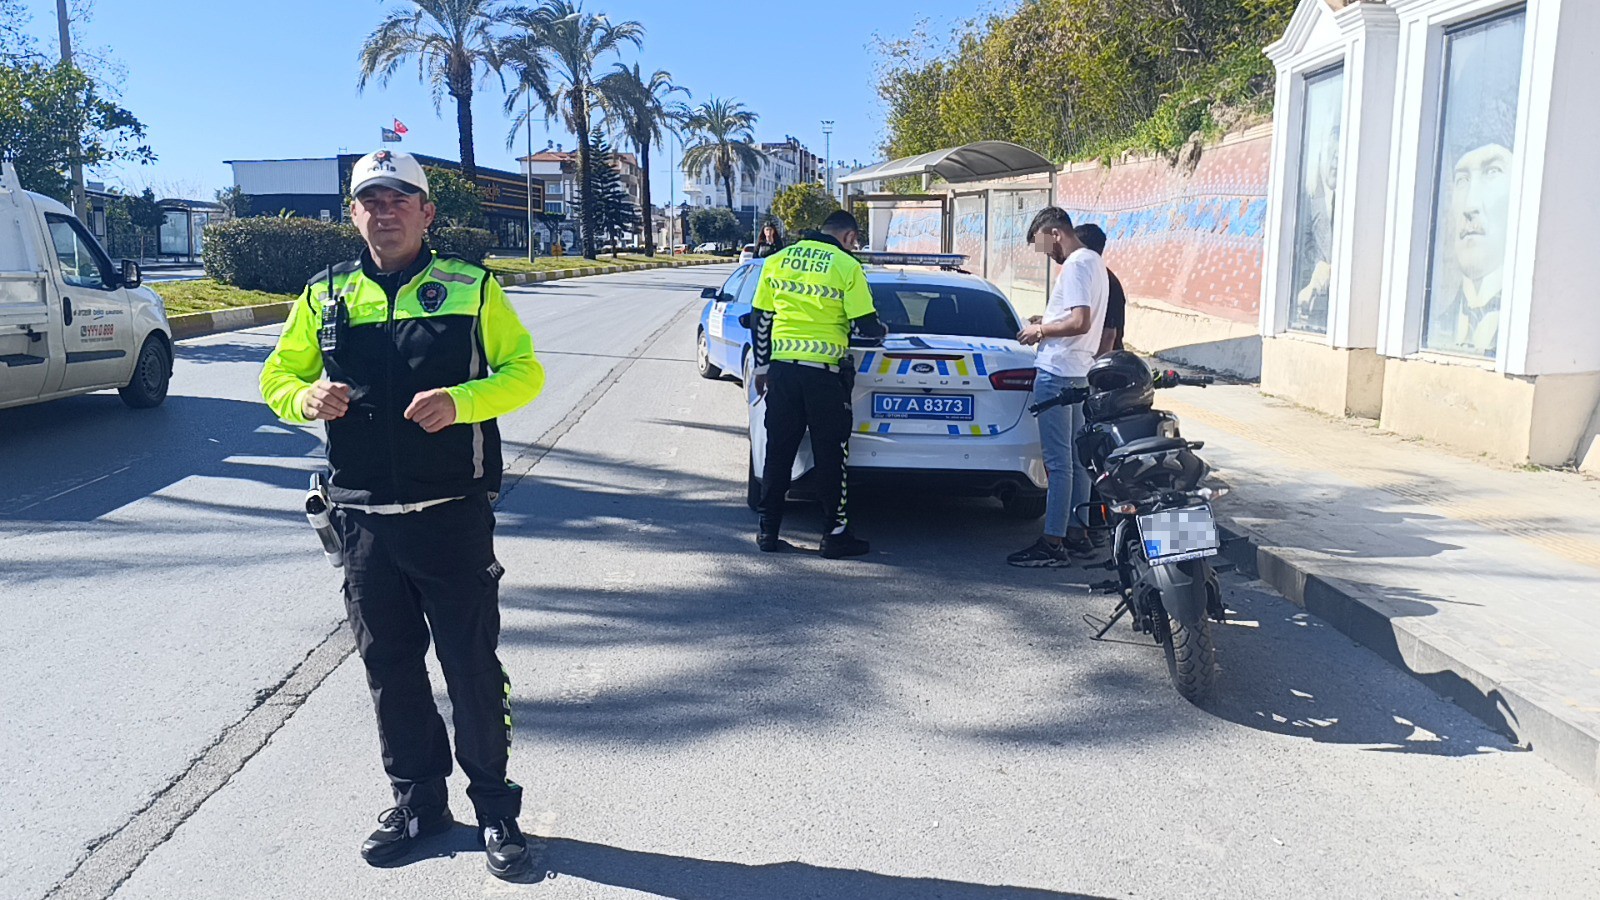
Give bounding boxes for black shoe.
[483,818,531,878]
[756,516,781,552]
[360,805,453,865]
[1007,537,1070,568]
[819,531,870,559]
[1063,533,1097,557]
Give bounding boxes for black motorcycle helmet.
[1084,350,1155,421]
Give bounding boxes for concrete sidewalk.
[1161,383,1600,792]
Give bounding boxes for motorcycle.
[1030,351,1228,704]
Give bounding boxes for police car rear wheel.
[747,456,762,511]
[697,330,722,379]
[118,336,170,409]
[1002,493,1047,520]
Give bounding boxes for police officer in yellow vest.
[259,150,543,877]
[751,210,885,558]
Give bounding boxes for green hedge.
[202,218,364,295]
[203,218,499,295]
[429,226,495,265]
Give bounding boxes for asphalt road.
[3,264,1598,899]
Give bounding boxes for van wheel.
[119,336,171,409]
[1002,493,1047,520]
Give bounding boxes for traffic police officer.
[259,150,544,877]
[751,210,885,558]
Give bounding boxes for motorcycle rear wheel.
[1161,611,1216,704]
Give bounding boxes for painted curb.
[166,258,728,341]
[1216,517,1600,794]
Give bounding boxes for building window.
[1421,8,1526,359]
[1287,65,1344,335]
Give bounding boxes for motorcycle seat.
[1104,436,1190,464]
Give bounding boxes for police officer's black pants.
[337,494,522,823]
[760,361,852,533]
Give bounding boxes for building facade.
[1261,0,1600,470]
[682,138,822,233]
[519,146,645,249]
[227,154,543,251]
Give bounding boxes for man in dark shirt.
[1075,224,1125,355]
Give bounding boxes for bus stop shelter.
[839,141,1059,314]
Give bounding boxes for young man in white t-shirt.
[1010,207,1109,567]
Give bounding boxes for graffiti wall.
[880,205,943,253]
[1055,127,1272,324]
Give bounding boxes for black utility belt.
[773,359,843,373]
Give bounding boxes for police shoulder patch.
[417,282,449,312]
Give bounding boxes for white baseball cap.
[350,149,430,198]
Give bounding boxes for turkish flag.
[393,119,409,136]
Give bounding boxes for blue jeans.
[1033,371,1090,538]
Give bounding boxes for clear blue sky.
[14,0,998,202]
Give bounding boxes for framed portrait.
[1421,8,1527,359]
[1288,66,1345,335]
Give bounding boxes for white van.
[0,162,173,411]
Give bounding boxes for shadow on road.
[520,837,1111,899]
[0,393,321,522]
[489,446,1519,762]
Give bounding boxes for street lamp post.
[821,120,834,199]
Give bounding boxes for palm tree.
[357,0,503,181]
[597,63,688,257]
[681,98,765,216]
[499,0,643,259]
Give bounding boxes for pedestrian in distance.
[755,222,784,258]
[1009,206,1109,567]
[259,149,545,878]
[1074,223,1127,356]
[751,210,887,558]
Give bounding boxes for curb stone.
[166,258,726,341]
[1216,516,1600,794]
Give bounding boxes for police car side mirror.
[737,312,751,330]
[700,287,718,300]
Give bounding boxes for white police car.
[697,253,1048,518]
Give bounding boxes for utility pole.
[57,0,88,221]
[665,128,672,249]
[524,92,535,262]
[821,120,834,200]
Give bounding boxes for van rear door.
[0,189,55,406]
[42,213,134,392]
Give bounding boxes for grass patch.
[152,255,726,316]
[150,279,297,316]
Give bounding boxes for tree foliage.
[499,0,644,259]
[357,0,503,181]
[874,0,1295,164]
[771,182,839,237]
[681,97,764,212]
[0,62,153,201]
[688,207,739,247]
[597,62,688,256]
[586,134,637,253]
[423,166,487,229]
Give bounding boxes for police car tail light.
[989,369,1036,391]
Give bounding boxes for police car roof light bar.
[853,252,969,271]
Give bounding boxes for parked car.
[0,162,173,411]
[696,253,1047,518]
[739,243,757,262]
